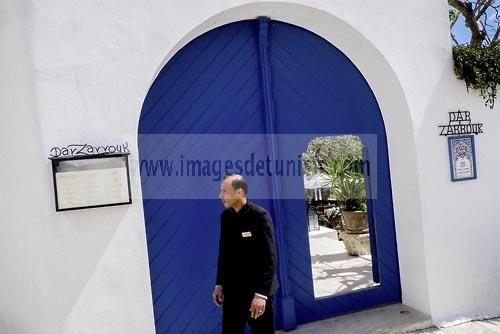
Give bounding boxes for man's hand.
[249,296,266,319]
[212,285,224,307]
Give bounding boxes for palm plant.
[321,155,353,180]
[330,174,366,211]
[322,155,366,211]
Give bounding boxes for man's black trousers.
[222,291,275,334]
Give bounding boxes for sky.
[449,1,500,45]
[451,16,470,44]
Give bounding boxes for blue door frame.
[139,18,401,334]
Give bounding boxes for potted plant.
[323,156,370,256]
[323,206,341,230]
[322,156,368,232]
[330,173,368,234]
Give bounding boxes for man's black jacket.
[216,201,279,297]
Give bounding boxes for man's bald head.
[223,173,248,196]
[219,173,248,210]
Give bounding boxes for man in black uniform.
[212,173,279,334]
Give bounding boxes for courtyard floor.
[308,226,377,297]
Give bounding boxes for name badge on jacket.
[241,231,252,238]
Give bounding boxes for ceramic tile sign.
[448,135,477,182]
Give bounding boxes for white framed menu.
[50,154,132,211]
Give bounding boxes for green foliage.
[302,136,366,211]
[318,206,341,228]
[305,190,313,205]
[321,154,367,211]
[323,207,340,221]
[452,43,500,109]
[321,156,354,180]
[448,8,459,25]
[329,174,366,211]
[302,135,363,175]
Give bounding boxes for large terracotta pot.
[341,210,368,234]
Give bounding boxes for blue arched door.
[139,18,400,334]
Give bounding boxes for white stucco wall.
[417,62,500,326]
[0,2,53,333]
[1,0,499,333]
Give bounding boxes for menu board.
[51,154,132,211]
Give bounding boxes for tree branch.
[480,21,492,43]
[476,0,495,19]
[492,25,500,41]
[474,0,486,17]
[449,0,486,47]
